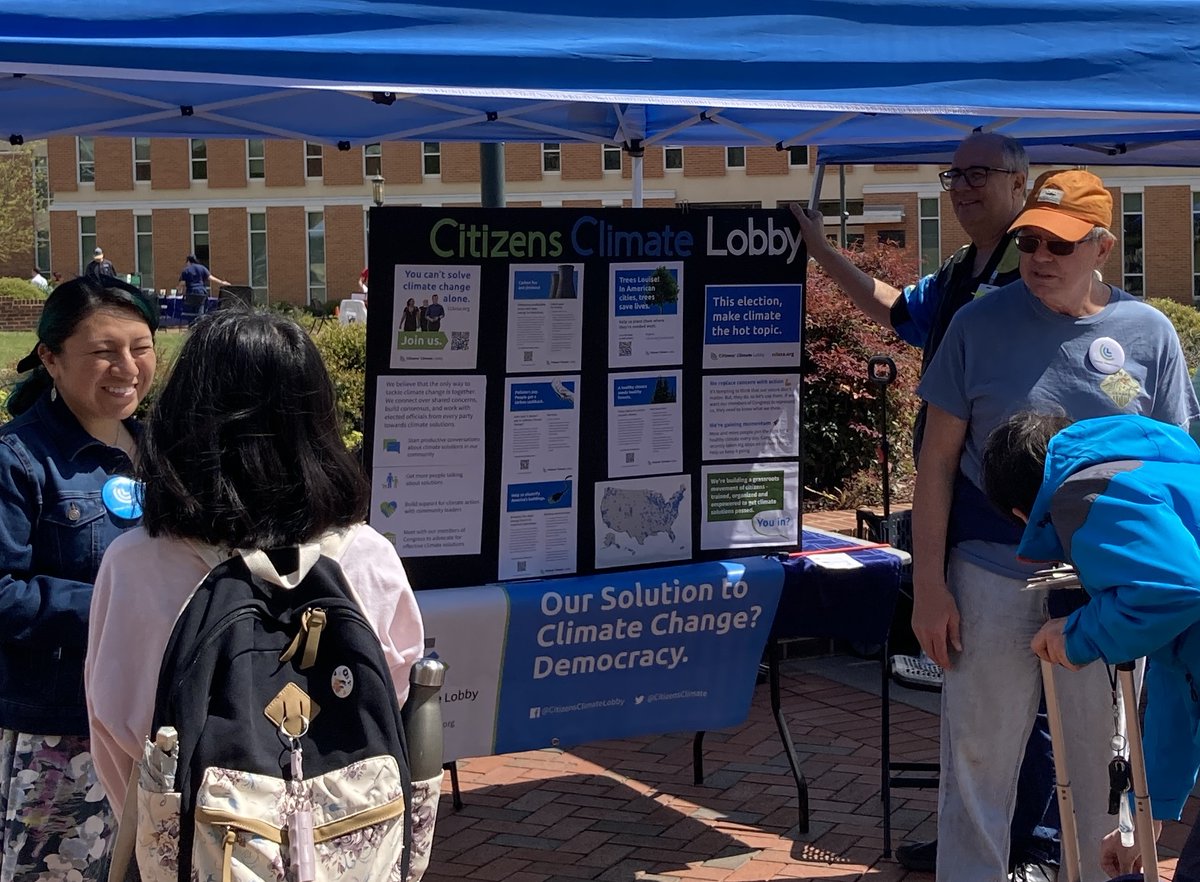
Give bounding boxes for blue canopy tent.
[1,1,1199,153]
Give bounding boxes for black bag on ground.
[119,535,415,882]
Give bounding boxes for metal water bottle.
[401,656,447,781]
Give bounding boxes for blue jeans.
[1010,703,1060,867]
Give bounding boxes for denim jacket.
[0,392,139,735]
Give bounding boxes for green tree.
[0,147,36,272]
[648,265,678,312]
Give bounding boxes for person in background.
[176,254,229,297]
[86,308,433,875]
[29,269,48,291]
[84,247,115,280]
[0,275,158,880]
[982,410,1200,881]
[912,168,1199,882]
[790,131,1060,878]
[359,266,369,295]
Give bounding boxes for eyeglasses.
[1014,233,1101,256]
[938,166,1016,191]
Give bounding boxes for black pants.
[1177,815,1200,882]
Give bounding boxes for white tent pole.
[809,163,825,208]
[632,151,644,207]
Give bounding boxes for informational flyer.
[506,263,585,373]
[390,264,481,369]
[499,376,581,580]
[594,474,692,569]
[607,371,683,478]
[700,462,799,550]
[702,283,802,367]
[371,375,486,556]
[702,374,800,461]
[607,261,684,367]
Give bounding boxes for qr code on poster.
[618,341,632,357]
[450,331,470,351]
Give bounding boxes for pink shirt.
[85,525,423,810]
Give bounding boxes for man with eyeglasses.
[791,133,1061,879]
[914,169,1198,882]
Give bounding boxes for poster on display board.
[364,208,805,590]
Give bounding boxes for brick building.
[26,137,1200,306]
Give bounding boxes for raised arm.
[788,203,901,329]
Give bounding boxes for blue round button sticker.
[102,475,143,521]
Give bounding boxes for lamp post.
[371,174,385,207]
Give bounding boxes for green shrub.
[804,243,921,511]
[312,322,366,453]
[1146,298,1200,375]
[0,277,47,301]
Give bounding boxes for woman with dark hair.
[401,297,419,332]
[0,275,158,880]
[85,309,426,868]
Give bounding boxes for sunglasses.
[937,166,1016,191]
[1014,233,1100,256]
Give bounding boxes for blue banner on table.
[493,556,784,754]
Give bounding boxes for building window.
[878,229,907,247]
[247,139,265,179]
[134,138,152,182]
[135,215,153,288]
[307,211,326,305]
[602,145,622,172]
[1194,192,1200,304]
[35,229,50,275]
[191,213,210,266]
[79,215,96,272]
[190,139,207,181]
[725,147,746,169]
[1122,192,1144,296]
[918,197,941,275]
[305,142,323,179]
[664,147,683,171]
[422,142,441,176]
[77,137,95,183]
[364,143,382,178]
[542,143,561,173]
[249,211,268,304]
[787,146,809,167]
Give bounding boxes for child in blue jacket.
[982,410,1200,880]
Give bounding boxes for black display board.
[365,208,805,590]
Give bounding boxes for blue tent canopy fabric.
[1,2,1200,150]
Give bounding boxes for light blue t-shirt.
[919,280,1200,576]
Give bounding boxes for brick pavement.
[422,510,1190,880]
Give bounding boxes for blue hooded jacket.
[1018,413,1200,820]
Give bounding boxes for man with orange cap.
[912,169,1199,881]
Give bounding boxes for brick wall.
[939,192,970,256]
[623,146,664,180]
[49,210,78,277]
[150,208,192,293]
[94,138,133,191]
[323,145,363,187]
[383,142,422,185]
[441,143,480,184]
[864,191,919,261]
[207,140,247,189]
[150,140,189,191]
[47,137,77,194]
[746,146,787,176]
[504,143,543,183]
[561,144,600,181]
[209,207,248,286]
[265,141,303,187]
[96,209,134,276]
[266,206,308,305]
[682,147,725,178]
[0,299,44,331]
[324,204,366,301]
[1144,185,1192,302]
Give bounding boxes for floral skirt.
[0,729,114,882]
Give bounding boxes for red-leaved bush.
[804,243,921,510]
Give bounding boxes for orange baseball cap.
[1008,169,1113,241]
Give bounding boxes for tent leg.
[480,143,505,208]
[808,164,825,209]
[632,152,644,207]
